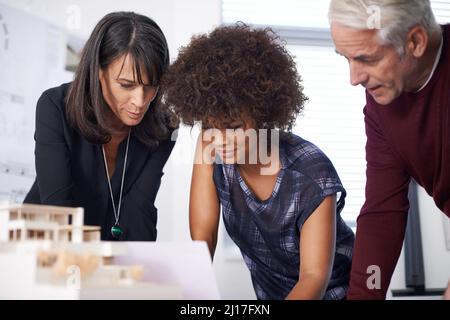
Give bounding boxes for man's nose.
[349,61,368,87]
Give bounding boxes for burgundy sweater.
[348,24,450,299]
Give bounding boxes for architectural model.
[0,202,182,299]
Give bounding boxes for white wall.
[0,0,222,60]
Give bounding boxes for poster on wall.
[0,3,74,202]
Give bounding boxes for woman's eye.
[120,83,134,89]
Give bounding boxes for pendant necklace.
[102,129,131,239]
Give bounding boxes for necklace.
[102,129,131,239]
[415,35,443,93]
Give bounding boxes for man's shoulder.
[441,24,450,65]
[442,23,450,40]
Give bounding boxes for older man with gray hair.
[329,0,450,299]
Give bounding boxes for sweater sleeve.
[33,90,74,206]
[347,102,410,299]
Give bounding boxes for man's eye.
[359,57,378,64]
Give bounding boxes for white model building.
[0,203,98,242]
[0,202,182,299]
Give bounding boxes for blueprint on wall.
[0,3,73,202]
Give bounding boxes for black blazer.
[24,83,175,241]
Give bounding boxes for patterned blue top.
[213,133,354,300]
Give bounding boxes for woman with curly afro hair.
[162,24,354,300]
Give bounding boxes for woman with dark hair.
[24,12,177,241]
[162,24,354,300]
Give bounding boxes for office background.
[0,0,449,299]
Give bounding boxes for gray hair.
[328,0,441,55]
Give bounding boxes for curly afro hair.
[161,23,308,130]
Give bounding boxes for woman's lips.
[126,110,143,119]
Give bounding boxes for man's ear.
[406,26,428,58]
